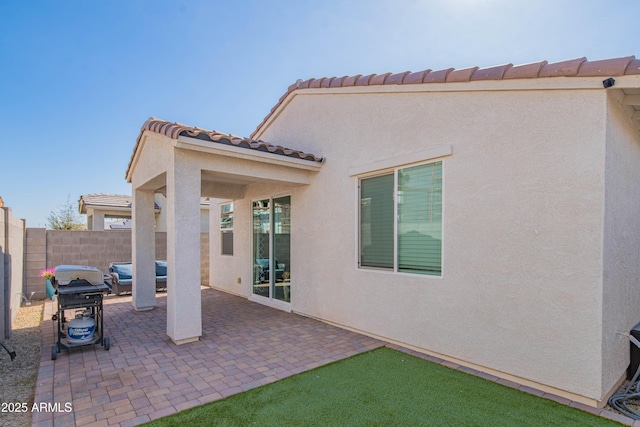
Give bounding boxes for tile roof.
[79,193,208,213]
[79,194,134,210]
[251,55,640,138]
[128,118,323,175]
[127,117,324,180]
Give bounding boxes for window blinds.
[359,161,442,275]
[360,174,394,269]
[397,162,442,275]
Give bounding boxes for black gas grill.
[51,270,110,360]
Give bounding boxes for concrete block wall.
[46,230,135,278]
[24,228,46,300]
[25,230,207,299]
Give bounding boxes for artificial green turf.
[145,347,622,426]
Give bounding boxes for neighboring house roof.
[79,193,208,214]
[126,118,324,180]
[79,194,136,213]
[250,55,640,139]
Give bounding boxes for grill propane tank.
[67,309,96,343]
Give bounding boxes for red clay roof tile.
[330,76,348,87]
[252,55,640,140]
[470,64,513,81]
[369,72,392,85]
[342,74,362,86]
[320,77,333,88]
[297,78,314,89]
[446,66,479,82]
[355,74,375,86]
[503,61,547,79]
[131,55,640,181]
[424,68,454,83]
[577,56,635,76]
[539,57,586,77]
[404,70,430,84]
[625,59,640,75]
[386,71,411,85]
[127,118,323,179]
[309,78,323,89]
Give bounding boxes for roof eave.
[176,135,323,171]
[250,55,639,140]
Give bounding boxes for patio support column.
[91,211,105,231]
[166,156,202,344]
[132,188,156,311]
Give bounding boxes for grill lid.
[54,265,103,286]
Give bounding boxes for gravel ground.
[0,300,43,427]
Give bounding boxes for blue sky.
[1,0,638,227]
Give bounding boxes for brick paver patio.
[33,288,383,427]
[32,287,638,426]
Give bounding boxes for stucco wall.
[7,212,25,332]
[0,208,4,339]
[153,194,210,233]
[210,184,297,297]
[239,86,610,402]
[0,207,26,340]
[210,198,248,296]
[601,91,640,396]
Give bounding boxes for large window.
[220,202,233,256]
[359,161,442,276]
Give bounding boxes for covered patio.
[125,118,324,344]
[33,288,383,426]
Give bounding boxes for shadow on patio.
[33,288,384,427]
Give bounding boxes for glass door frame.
[249,194,292,312]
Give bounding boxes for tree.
[46,197,85,230]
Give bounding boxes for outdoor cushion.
[117,278,132,285]
[112,264,132,280]
[256,258,270,268]
[155,260,167,276]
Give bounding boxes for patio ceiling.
[622,88,640,126]
[148,171,270,200]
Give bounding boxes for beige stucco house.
[126,55,640,408]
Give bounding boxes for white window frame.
[249,193,292,313]
[356,157,445,278]
[220,202,234,256]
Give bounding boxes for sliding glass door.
[252,199,271,298]
[273,196,291,302]
[252,196,291,303]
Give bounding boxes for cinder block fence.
[1,223,210,339]
[24,229,209,299]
